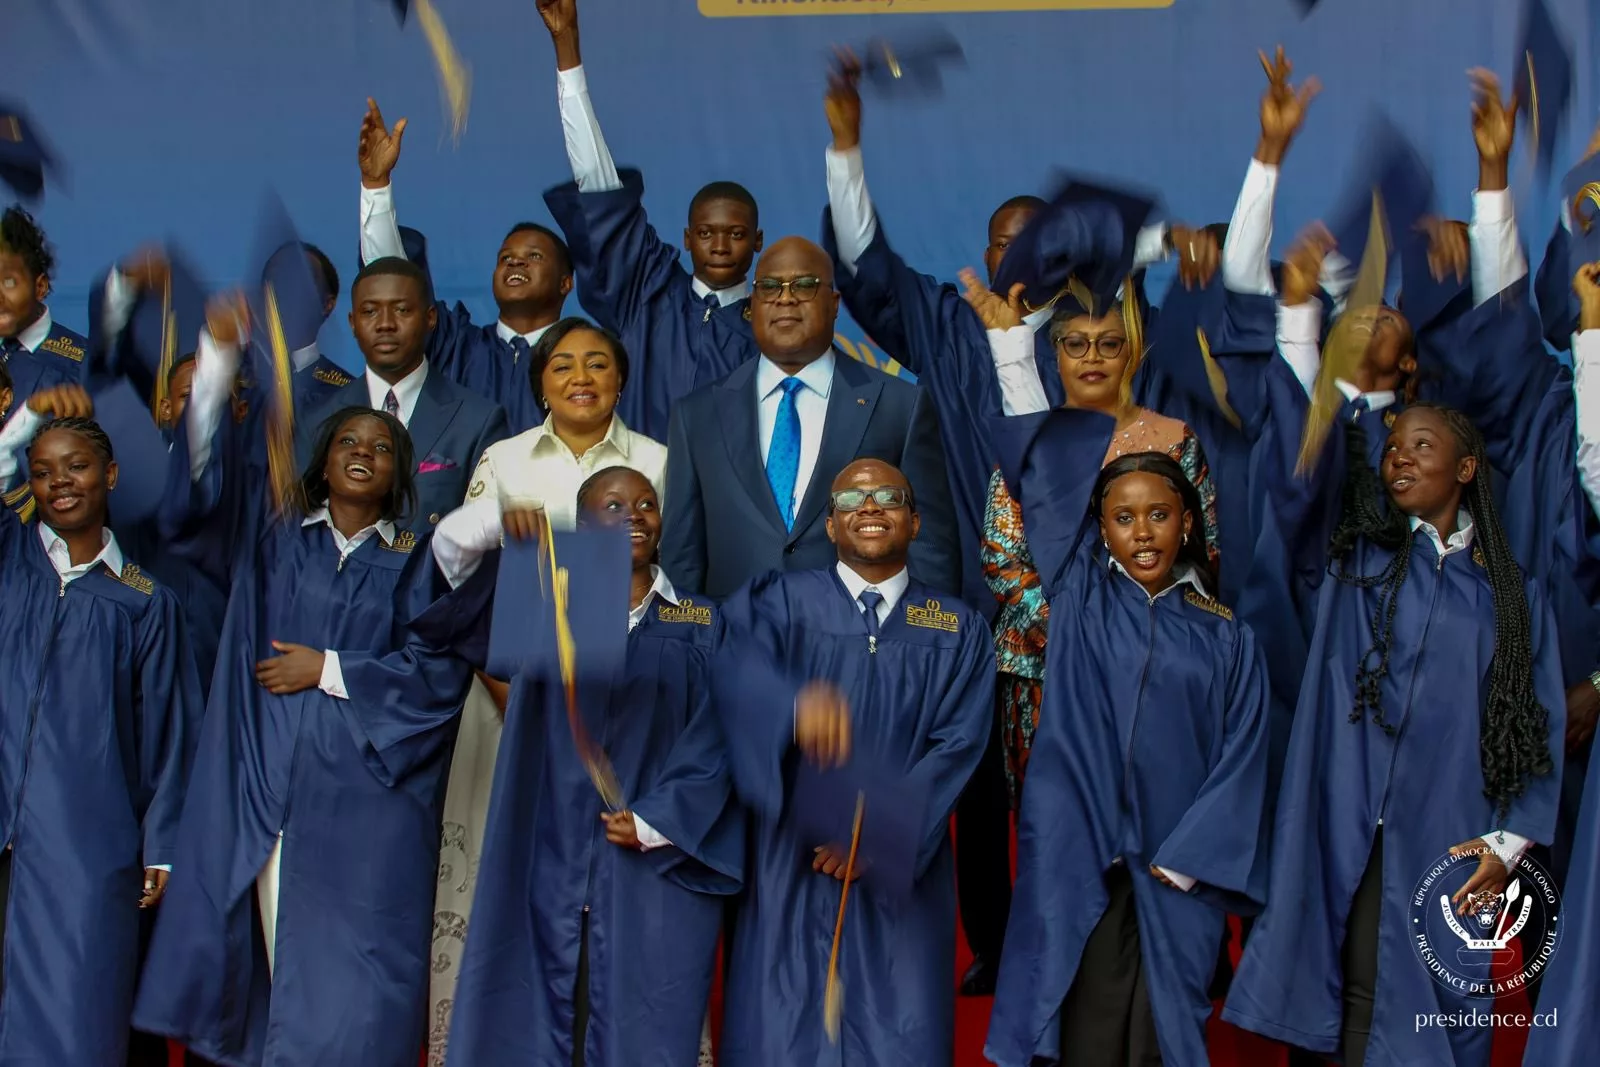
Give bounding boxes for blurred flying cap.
[486,525,631,683]
[1395,223,1473,334]
[793,748,929,901]
[0,103,55,201]
[1327,112,1435,278]
[1562,151,1600,307]
[855,28,966,98]
[85,378,170,526]
[122,246,209,412]
[1513,0,1573,177]
[385,0,471,143]
[990,173,1160,316]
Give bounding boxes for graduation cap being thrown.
[386,0,471,145]
[79,378,171,528]
[488,519,631,808]
[1512,0,1573,178]
[852,28,966,99]
[1326,112,1435,278]
[1563,151,1600,299]
[120,247,209,417]
[0,102,56,201]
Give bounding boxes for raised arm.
[539,0,622,193]
[1466,69,1529,305]
[357,98,409,265]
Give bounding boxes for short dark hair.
[503,222,573,277]
[167,353,198,388]
[689,181,759,228]
[989,195,1046,230]
[298,405,417,524]
[576,464,657,515]
[0,205,53,279]
[301,242,340,303]
[527,317,632,407]
[352,256,431,303]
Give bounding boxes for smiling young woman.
[982,408,1272,1067]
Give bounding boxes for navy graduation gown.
[820,210,1050,621]
[437,562,742,1067]
[712,569,994,1067]
[0,508,201,1065]
[132,419,471,1067]
[6,318,88,404]
[544,170,759,442]
[1223,535,1566,1067]
[984,408,1272,1067]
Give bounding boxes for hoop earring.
[1183,532,1189,546]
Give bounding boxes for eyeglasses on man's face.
[754,275,826,303]
[830,486,911,512]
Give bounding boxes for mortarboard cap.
[855,29,966,98]
[0,103,55,201]
[1562,147,1600,278]
[990,173,1160,315]
[1513,0,1573,177]
[120,247,209,412]
[382,0,470,143]
[486,526,631,683]
[86,378,171,527]
[1327,112,1435,279]
[389,0,410,21]
[1395,225,1473,334]
[793,749,929,901]
[1292,0,1320,14]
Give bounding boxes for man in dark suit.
[662,236,957,600]
[298,257,508,534]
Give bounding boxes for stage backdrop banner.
[5,0,1593,377]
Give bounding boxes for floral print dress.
[981,409,1218,805]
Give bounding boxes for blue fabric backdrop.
[9,0,1596,375]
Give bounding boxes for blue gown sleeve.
[1534,218,1576,352]
[629,619,745,896]
[543,170,684,337]
[333,541,473,787]
[899,387,960,596]
[709,572,799,820]
[135,587,205,868]
[1147,622,1273,912]
[156,402,260,592]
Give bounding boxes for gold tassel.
[540,509,625,810]
[1524,50,1541,176]
[414,0,471,146]
[1296,191,1389,476]
[1117,277,1144,413]
[150,277,175,418]
[262,285,299,516]
[1573,181,1600,233]
[1196,327,1242,429]
[822,791,866,1045]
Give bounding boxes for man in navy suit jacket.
[298,257,508,534]
[662,236,957,600]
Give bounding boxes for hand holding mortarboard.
[358,98,408,191]
[1280,224,1337,307]
[1469,68,1517,192]
[1418,218,1469,285]
[501,504,547,547]
[0,103,56,201]
[794,681,852,770]
[825,49,864,153]
[1255,46,1321,168]
[1573,262,1600,332]
[1172,226,1222,291]
[958,269,1024,331]
[119,246,173,299]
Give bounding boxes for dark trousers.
[1339,832,1384,1067]
[1060,865,1162,1067]
[956,708,1012,962]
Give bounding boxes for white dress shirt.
[834,559,910,623]
[985,325,1053,417]
[12,307,55,354]
[463,413,667,531]
[1573,330,1600,519]
[756,352,834,519]
[365,361,428,428]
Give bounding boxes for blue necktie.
[858,589,884,640]
[510,336,531,365]
[0,338,20,366]
[766,377,805,530]
[699,290,720,322]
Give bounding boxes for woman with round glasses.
[963,276,1218,802]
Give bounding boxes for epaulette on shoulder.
[116,563,155,596]
[1183,587,1233,621]
[39,335,85,362]
[313,366,352,387]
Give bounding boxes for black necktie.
[510,337,532,365]
[700,291,720,322]
[858,589,884,640]
[0,338,21,366]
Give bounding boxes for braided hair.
[1091,451,1218,596]
[1327,403,1551,818]
[30,416,114,464]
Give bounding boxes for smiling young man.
[533,0,765,442]
[0,206,87,405]
[711,456,993,1067]
[356,101,572,433]
[661,236,957,601]
[297,257,508,534]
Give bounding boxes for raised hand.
[358,97,408,190]
[120,245,171,294]
[1280,224,1336,307]
[1469,67,1516,190]
[26,384,93,421]
[1418,217,1469,283]
[959,269,1023,329]
[1574,262,1600,331]
[537,0,578,39]
[205,291,251,349]
[1170,225,1221,290]
[1256,46,1320,166]
[825,48,864,152]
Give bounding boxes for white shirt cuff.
[989,325,1051,417]
[1132,224,1169,272]
[103,269,139,339]
[556,64,589,95]
[432,497,503,588]
[1156,866,1196,892]
[186,328,241,481]
[147,865,172,874]
[1276,302,1322,399]
[0,404,44,489]
[825,146,877,276]
[359,182,405,264]
[1470,188,1528,304]
[1221,159,1278,296]
[633,814,672,852]
[1485,830,1530,870]
[318,650,348,700]
[557,63,622,193]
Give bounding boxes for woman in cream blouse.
[428,317,673,1065]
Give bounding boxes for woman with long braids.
[1223,399,1565,1067]
[981,388,1271,1067]
[0,383,201,1064]
[132,296,473,1066]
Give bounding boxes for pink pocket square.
[417,457,458,474]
